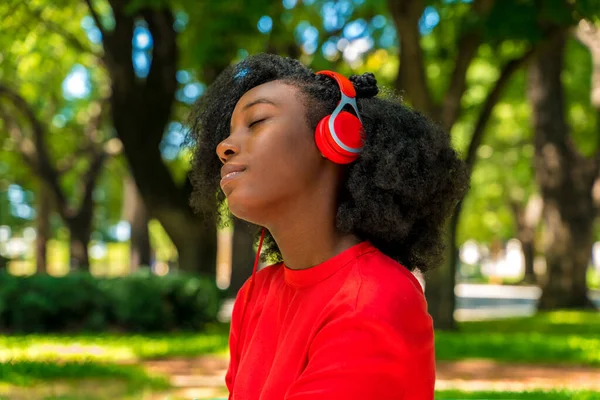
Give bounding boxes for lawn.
[0,311,598,399]
[0,323,230,363]
[3,390,595,400]
[436,310,600,366]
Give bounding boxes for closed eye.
[249,118,267,129]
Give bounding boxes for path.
[142,356,600,399]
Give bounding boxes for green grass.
[0,360,168,388]
[435,389,600,399]
[436,311,600,366]
[1,312,598,367]
[0,323,230,364]
[436,332,600,365]
[458,310,600,335]
[0,325,229,394]
[1,311,599,399]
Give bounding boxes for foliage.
[0,0,125,241]
[0,271,225,333]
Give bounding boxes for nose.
[216,136,240,164]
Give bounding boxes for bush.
[0,271,225,333]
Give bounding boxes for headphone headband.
[315,70,356,98]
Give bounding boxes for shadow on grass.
[0,359,169,387]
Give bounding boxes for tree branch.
[77,149,107,220]
[56,145,95,174]
[85,99,108,143]
[0,106,38,169]
[465,48,536,172]
[0,84,68,213]
[142,8,178,133]
[441,0,496,130]
[83,0,106,38]
[388,0,436,117]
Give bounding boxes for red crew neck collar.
[283,241,376,288]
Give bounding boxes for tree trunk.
[122,176,151,271]
[149,205,217,275]
[424,214,459,330]
[63,153,105,272]
[98,3,218,276]
[521,237,536,284]
[510,194,542,284]
[173,214,217,275]
[528,32,596,310]
[35,182,51,274]
[229,218,257,297]
[66,216,91,271]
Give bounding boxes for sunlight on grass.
[436,332,600,365]
[1,311,599,399]
[0,329,229,363]
[435,311,600,366]
[459,310,600,335]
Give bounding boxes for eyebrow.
[229,98,278,133]
[242,98,277,111]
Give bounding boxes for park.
[1,0,599,399]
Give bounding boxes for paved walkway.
[436,359,600,391]
[142,356,600,399]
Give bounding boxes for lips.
[220,164,246,188]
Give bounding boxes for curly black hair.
[187,53,468,273]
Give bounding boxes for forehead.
[233,80,304,112]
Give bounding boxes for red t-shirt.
[226,241,435,399]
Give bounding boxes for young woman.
[188,53,468,399]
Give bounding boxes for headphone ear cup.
[315,113,362,164]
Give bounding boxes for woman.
[188,53,468,399]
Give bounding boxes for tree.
[387,0,536,329]
[0,86,117,269]
[528,30,597,309]
[79,0,219,274]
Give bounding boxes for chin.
[226,193,265,226]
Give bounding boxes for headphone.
[314,70,364,164]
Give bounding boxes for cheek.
[226,120,322,219]
[260,126,321,185]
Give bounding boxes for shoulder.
[236,261,284,299]
[351,248,431,330]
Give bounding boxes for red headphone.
[314,70,364,164]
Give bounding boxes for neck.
[265,182,361,270]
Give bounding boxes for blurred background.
[0,0,599,399]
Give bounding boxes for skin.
[216,80,360,270]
